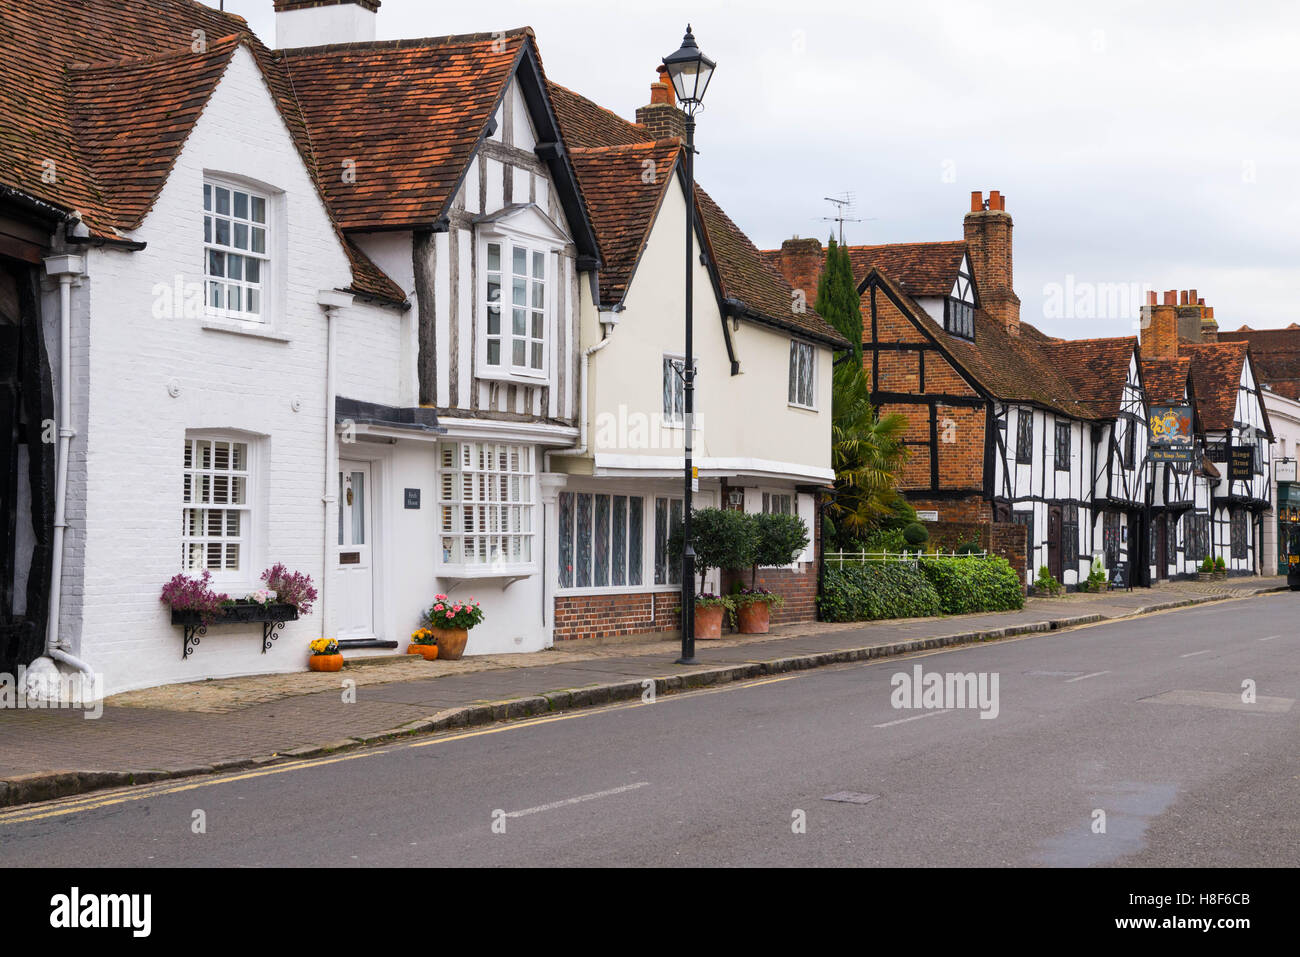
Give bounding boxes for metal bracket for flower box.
[170,603,300,660]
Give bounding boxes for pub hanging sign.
[1147,404,1194,463]
[1228,443,1255,482]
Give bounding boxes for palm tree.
[825,360,909,545]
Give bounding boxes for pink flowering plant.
[423,594,485,631]
[262,564,318,615]
[160,570,230,625]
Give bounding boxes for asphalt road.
[2,594,1298,867]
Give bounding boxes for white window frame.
[437,441,537,575]
[203,178,271,324]
[181,433,257,586]
[788,339,817,410]
[748,487,813,567]
[478,230,555,384]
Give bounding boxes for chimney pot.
[970,191,983,213]
[1163,290,1176,306]
[1146,290,1157,306]
[1180,290,1188,305]
[1188,288,1197,305]
[989,190,1002,211]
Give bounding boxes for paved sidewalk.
[0,576,1287,807]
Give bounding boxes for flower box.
[170,602,300,660]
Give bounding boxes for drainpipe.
[318,291,354,640]
[41,255,94,680]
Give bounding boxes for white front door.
[335,461,375,640]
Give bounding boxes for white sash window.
[204,181,269,322]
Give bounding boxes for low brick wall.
[553,593,679,641]
[721,564,818,626]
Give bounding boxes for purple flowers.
[160,571,229,624]
[262,563,318,615]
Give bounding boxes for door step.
[336,638,399,650]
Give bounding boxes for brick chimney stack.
[767,237,824,307]
[963,190,1020,336]
[1140,288,1219,356]
[635,66,686,142]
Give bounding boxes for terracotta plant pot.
[695,603,725,640]
[432,627,469,661]
[736,600,771,635]
[407,643,440,660]
[309,653,344,672]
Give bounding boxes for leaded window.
[1055,422,1071,471]
[788,340,816,409]
[944,298,974,339]
[558,492,643,589]
[1016,410,1033,464]
[654,497,684,585]
[1231,510,1247,559]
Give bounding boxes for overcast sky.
[218,0,1300,337]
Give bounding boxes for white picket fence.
[825,549,989,566]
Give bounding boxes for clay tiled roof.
[1040,337,1138,418]
[695,187,848,347]
[1218,327,1300,402]
[845,241,969,299]
[0,0,405,305]
[277,30,532,231]
[66,36,242,230]
[1184,342,1249,431]
[549,81,846,346]
[1140,357,1192,405]
[569,141,680,304]
[549,82,651,148]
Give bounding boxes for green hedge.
[819,556,1023,622]
[919,556,1024,615]
[818,563,941,622]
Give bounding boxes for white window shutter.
[796,492,815,563]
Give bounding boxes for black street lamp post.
[663,25,715,666]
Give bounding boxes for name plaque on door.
[404,488,421,509]
[339,552,361,565]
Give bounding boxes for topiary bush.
[903,522,930,547]
[669,507,756,592]
[818,562,942,622]
[750,511,810,585]
[920,556,1025,614]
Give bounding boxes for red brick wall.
[553,593,679,641]
[909,496,991,524]
[991,522,1029,586]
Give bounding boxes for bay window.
[204,181,268,321]
[438,442,535,569]
[484,239,547,376]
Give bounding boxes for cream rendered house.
[542,81,848,639]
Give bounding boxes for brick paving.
[0,577,1285,783]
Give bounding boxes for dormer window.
[944,258,976,339]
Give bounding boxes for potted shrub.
[407,627,440,660]
[734,511,809,634]
[1080,556,1108,593]
[308,637,343,672]
[1213,556,1228,579]
[1197,557,1215,582]
[693,593,734,639]
[422,595,484,660]
[671,508,754,638]
[732,587,783,634]
[1033,565,1063,596]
